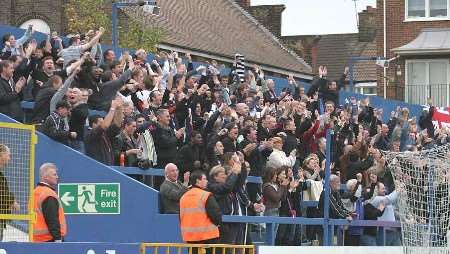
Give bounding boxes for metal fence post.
[323,129,334,246]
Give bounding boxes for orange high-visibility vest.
[179,187,219,242]
[33,185,67,242]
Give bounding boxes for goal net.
[383,144,450,254]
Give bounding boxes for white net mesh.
[383,144,450,254]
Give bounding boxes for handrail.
[157,214,401,245]
[112,166,263,183]
[222,215,400,228]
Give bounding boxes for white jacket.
[266,149,296,169]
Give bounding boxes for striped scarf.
[235,53,245,84]
[137,129,157,166]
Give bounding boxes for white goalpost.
[383,144,450,254]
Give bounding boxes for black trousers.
[187,238,218,254]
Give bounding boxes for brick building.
[376,0,450,106]
[0,0,66,34]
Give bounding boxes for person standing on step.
[32,163,67,242]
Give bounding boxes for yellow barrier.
[0,122,37,241]
[141,243,255,254]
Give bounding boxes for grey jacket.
[160,179,188,214]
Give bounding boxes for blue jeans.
[360,234,377,246]
[385,230,401,246]
[70,140,86,154]
[264,208,279,241]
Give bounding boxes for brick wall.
[2,0,66,34]
[247,5,285,37]
[376,0,450,99]
[359,6,377,42]
[281,35,319,67]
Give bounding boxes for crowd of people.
[0,25,446,246]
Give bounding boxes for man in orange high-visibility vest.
[33,163,67,242]
[179,170,222,251]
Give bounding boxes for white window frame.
[405,59,450,105]
[354,82,378,96]
[405,0,450,21]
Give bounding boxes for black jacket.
[113,131,139,167]
[152,123,179,166]
[32,86,56,123]
[207,173,243,215]
[42,112,71,145]
[221,136,237,153]
[239,138,271,177]
[69,103,89,141]
[318,189,350,219]
[346,156,374,181]
[176,143,206,174]
[88,69,132,111]
[85,125,120,165]
[0,77,23,121]
[263,90,278,104]
[363,203,385,236]
[282,131,298,155]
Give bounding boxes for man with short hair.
[0,60,26,121]
[42,100,77,145]
[32,163,67,242]
[152,109,184,169]
[369,182,399,246]
[318,174,353,220]
[100,49,116,70]
[176,131,206,174]
[179,170,221,249]
[160,163,189,214]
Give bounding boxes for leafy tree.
[64,0,110,34]
[64,0,164,53]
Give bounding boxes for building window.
[406,59,450,106]
[354,83,377,96]
[406,0,449,19]
[20,19,50,34]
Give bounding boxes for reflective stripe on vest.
[33,185,67,242]
[180,224,220,233]
[179,188,219,242]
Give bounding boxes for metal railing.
[141,243,255,254]
[112,166,401,246]
[387,84,450,107]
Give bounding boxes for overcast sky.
[251,0,377,36]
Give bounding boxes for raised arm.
[80,27,105,51]
[100,97,123,130]
[16,25,33,47]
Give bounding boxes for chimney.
[358,6,377,42]
[235,0,251,10]
[248,5,285,37]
